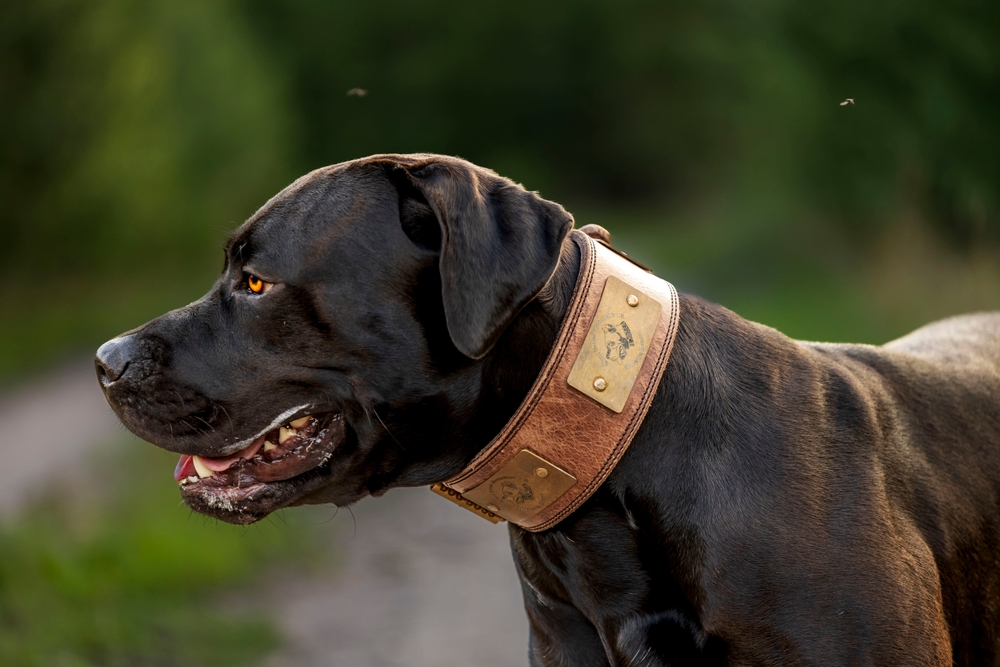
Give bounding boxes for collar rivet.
[593,377,608,392]
[627,294,639,307]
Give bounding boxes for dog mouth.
[174,411,345,524]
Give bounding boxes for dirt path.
[0,359,529,666]
[0,358,122,515]
[264,488,528,667]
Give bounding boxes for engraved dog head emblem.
[603,321,634,364]
[489,476,541,509]
[497,480,534,505]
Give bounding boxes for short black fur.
[97,153,1000,666]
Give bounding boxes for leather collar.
[432,229,680,531]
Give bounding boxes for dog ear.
[391,157,573,359]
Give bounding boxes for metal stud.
[535,467,549,478]
[593,377,608,392]
[486,504,499,513]
[626,294,639,307]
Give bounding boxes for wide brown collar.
[431,229,680,532]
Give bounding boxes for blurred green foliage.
[243,0,1000,243]
[0,441,324,666]
[1,0,999,372]
[1,0,293,277]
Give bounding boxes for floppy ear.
[393,157,574,359]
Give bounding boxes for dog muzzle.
[431,227,681,532]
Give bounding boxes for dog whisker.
[219,405,235,433]
[317,506,340,525]
[346,505,357,539]
[372,406,407,453]
[178,419,209,439]
[193,414,215,433]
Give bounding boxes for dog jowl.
[97,153,1000,666]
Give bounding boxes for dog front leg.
[524,595,609,667]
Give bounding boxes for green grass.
[0,441,327,667]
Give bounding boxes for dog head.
[96,154,573,523]
[603,322,634,364]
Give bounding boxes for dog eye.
[246,274,273,295]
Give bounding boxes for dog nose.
[95,336,136,385]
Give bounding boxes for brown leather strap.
[441,230,680,532]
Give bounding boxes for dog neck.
[432,229,681,531]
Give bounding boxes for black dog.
[97,154,1000,666]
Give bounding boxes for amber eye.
[247,275,265,294]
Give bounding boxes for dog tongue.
[173,439,265,481]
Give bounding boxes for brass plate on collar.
[461,450,577,525]
[430,483,505,523]
[567,276,662,413]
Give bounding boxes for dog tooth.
[279,427,296,444]
[290,416,310,429]
[263,441,278,452]
[192,456,214,479]
[186,476,198,483]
